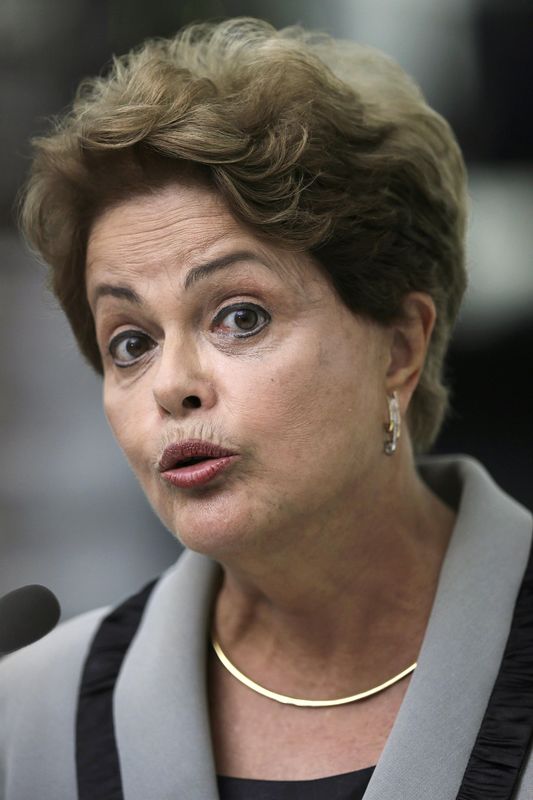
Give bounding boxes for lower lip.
[160,456,238,489]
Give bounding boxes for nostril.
[182,395,201,409]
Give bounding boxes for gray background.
[1,0,532,620]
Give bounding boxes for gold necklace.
[211,634,417,708]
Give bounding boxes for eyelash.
[211,302,271,339]
[107,302,271,368]
[107,329,154,369]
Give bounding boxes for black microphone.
[0,584,61,655]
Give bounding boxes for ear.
[385,292,436,412]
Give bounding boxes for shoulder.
[418,453,532,530]
[0,555,196,737]
[0,606,109,798]
[0,605,109,701]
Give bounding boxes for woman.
[1,18,532,800]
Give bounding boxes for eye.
[108,329,156,367]
[212,303,271,338]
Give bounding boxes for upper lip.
[158,440,238,472]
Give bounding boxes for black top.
[217,766,375,799]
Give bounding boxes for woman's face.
[86,183,393,557]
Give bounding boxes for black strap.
[75,579,158,800]
[456,540,533,799]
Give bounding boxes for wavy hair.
[20,17,468,452]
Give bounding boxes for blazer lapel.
[363,457,532,800]
[114,550,221,800]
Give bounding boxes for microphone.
[0,585,61,655]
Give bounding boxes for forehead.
[85,182,314,294]
[87,183,241,271]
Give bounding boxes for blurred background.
[1,0,532,620]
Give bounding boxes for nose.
[152,335,217,417]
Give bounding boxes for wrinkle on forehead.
[87,184,234,271]
[85,183,323,298]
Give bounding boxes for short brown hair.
[20,17,467,453]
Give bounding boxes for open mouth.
[158,440,239,488]
[158,440,238,473]
[173,456,216,468]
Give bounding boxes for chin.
[155,485,265,559]
[171,520,261,561]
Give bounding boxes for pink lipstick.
[158,440,238,489]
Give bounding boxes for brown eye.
[108,330,155,367]
[214,303,270,338]
[234,308,259,330]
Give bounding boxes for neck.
[212,451,455,697]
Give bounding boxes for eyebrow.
[183,250,262,290]
[91,250,265,309]
[91,284,142,308]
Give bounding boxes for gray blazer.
[0,455,532,800]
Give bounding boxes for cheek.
[225,335,378,460]
[103,382,152,472]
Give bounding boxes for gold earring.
[384,391,401,455]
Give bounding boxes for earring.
[384,391,401,455]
